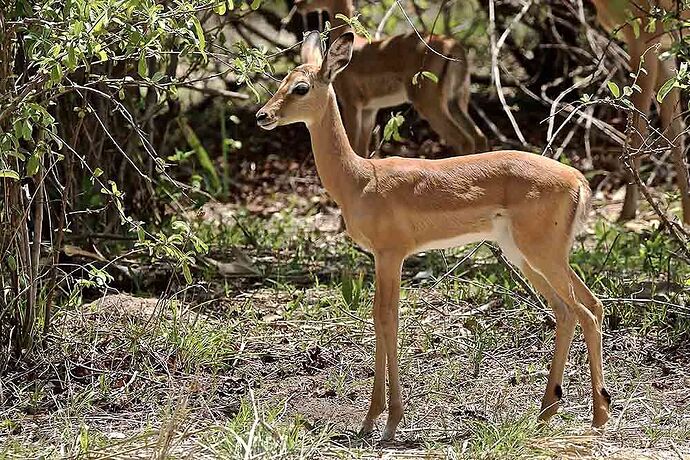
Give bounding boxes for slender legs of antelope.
[361,323,387,434]
[521,264,577,421]
[448,97,489,153]
[358,109,377,157]
[520,255,610,427]
[361,251,404,440]
[619,44,690,225]
[341,102,362,156]
[568,269,610,427]
[340,103,375,157]
[510,208,610,428]
[410,83,478,154]
[658,60,690,225]
[619,40,658,222]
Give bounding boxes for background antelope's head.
[255,31,354,130]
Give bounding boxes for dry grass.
[1,194,688,459]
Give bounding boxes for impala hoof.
[381,426,396,442]
[359,419,375,437]
[592,409,610,429]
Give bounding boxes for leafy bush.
[0,0,272,364]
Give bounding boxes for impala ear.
[300,31,324,66]
[318,31,354,83]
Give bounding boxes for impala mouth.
[257,117,278,130]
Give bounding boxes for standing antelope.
[592,0,690,224]
[256,31,610,441]
[290,0,488,156]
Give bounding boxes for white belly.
[416,231,492,252]
[365,88,407,110]
[413,216,526,267]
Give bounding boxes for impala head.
[256,31,354,130]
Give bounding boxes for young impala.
[290,0,488,157]
[592,0,690,224]
[256,31,610,440]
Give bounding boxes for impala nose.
[256,111,268,123]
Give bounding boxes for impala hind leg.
[567,268,610,427]
[363,251,405,440]
[658,59,690,225]
[408,83,476,154]
[619,40,659,222]
[448,98,489,153]
[341,101,364,156]
[510,210,609,428]
[358,109,377,157]
[523,259,609,428]
[520,264,577,422]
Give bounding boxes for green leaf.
[214,1,226,15]
[0,169,20,180]
[26,153,40,176]
[182,262,192,284]
[630,18,640,39]
[50,64,63,84]
[191,16,207,61]
[138,53,147,78]
[250,0,261,10]
[334,13,371,42]
[422,71,438,83]
[657,77,676,103]
[383,112,405,142]
[7,255,16,271]
[66,46,77,70]
[93,167,103,178]
[178,118,221,192]
[607,81,620,98]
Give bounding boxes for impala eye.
[292,84,310,96]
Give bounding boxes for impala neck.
[306,86,365,205]
[328,0,355,40]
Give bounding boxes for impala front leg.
[363,251,405,441]
[360,321,386,435]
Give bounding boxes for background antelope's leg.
[521,263,576,422]
[410,84,476,154]
[449,100,489,153]
[341,102,363,156]
[568,268,610,427]
[373,251,404,441]
[360,298,388,435]
[358,109,377,157]
[658,58,690,225]
[619,40,658,222]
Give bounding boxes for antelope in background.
[256,31,610,441]
[592,0,690,225]
[290,0,488,157]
